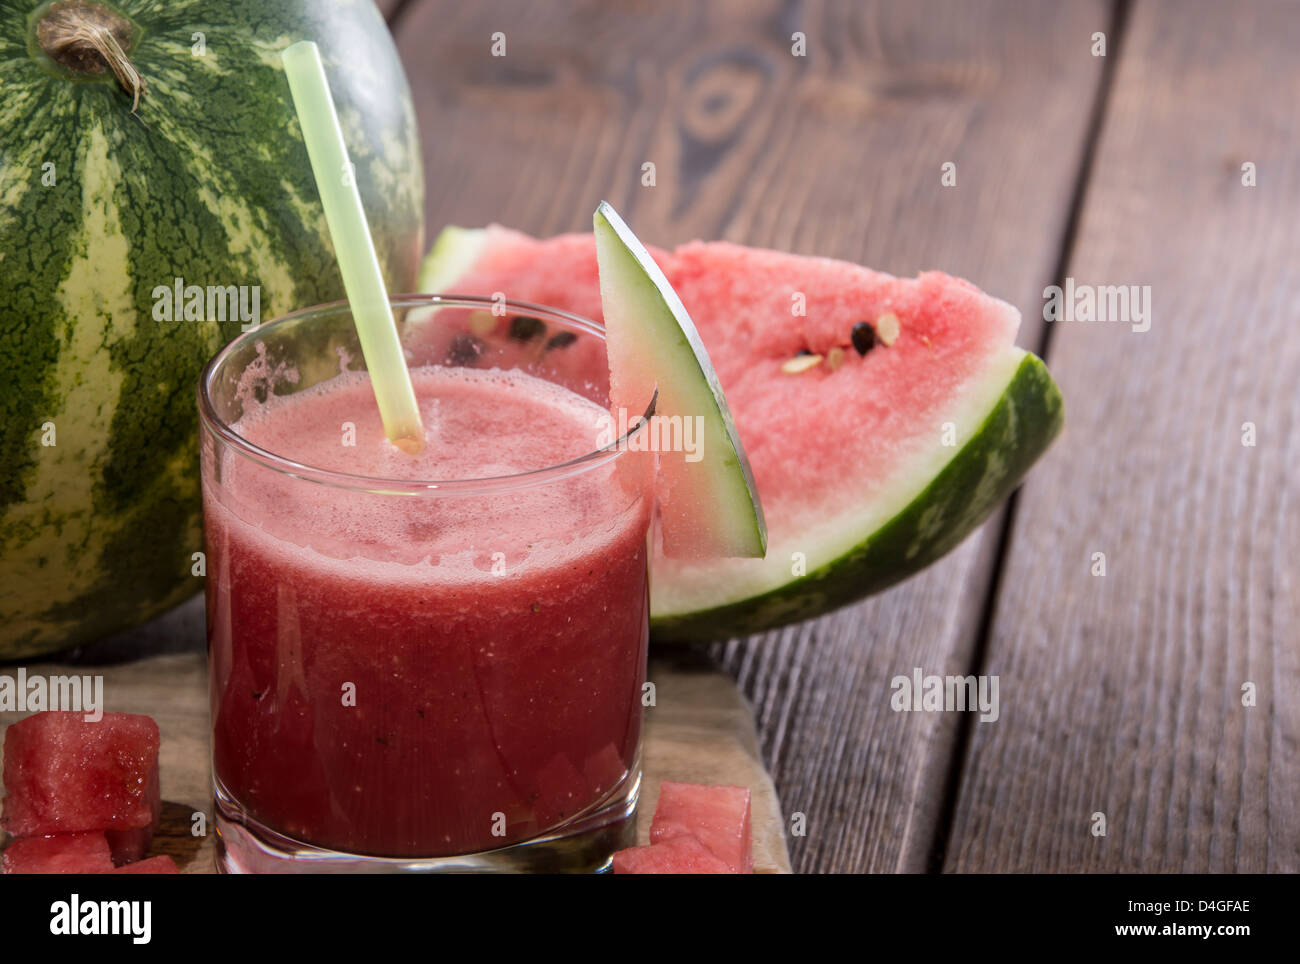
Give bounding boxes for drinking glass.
[198,296,654,872]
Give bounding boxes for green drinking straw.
[281,40,424,453]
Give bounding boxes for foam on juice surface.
[212,367,648,585]
[234,366,611,480]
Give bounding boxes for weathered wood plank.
[392,0,1111,871]
[945,0,1300,872]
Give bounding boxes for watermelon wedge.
[418,226,1063,641]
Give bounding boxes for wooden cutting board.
[0,596,790,873]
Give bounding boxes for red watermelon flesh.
[612,833,735,875]
[423,226,1034,629]
[112,855,180,874]
[669,242,1017,532]
[427,228,615,329]
[650,781,752,873]
[401,309,613,409]
[1,831,115,874]
[1,712,161,857]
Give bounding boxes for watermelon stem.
[35,1,144,112]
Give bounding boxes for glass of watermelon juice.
[197,295,654,873]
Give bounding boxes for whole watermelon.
[0,0,424,659]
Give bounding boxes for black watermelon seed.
[796,348,813,357]
[851,321,876,356]
[546,331,578,350]
[509,314,547,341]
[445,333,482,366]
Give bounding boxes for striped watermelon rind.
[0,0,423,658]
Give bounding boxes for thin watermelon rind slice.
[593,202,767,559]
[651,350,1063,641]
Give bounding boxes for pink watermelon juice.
[200,306,653,862]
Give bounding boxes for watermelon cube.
[1,832,115,875]
[111,855,180,874]
[612,834,734,874]
[1,711,161,865]
[650,782,752,873]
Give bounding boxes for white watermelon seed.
[782,353,823,374]
[876,311,901,346]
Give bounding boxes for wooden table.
[375,0,1300,873]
